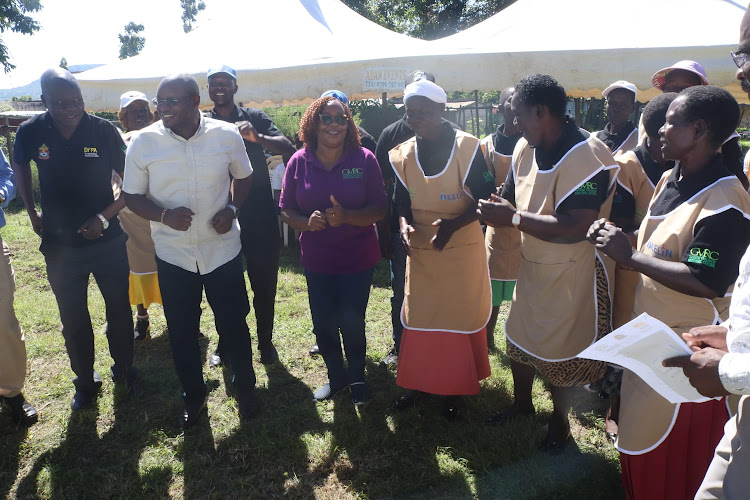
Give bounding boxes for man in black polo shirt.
[596,80,637,155]
[374,70,461,367]
[12,68,136,410]
[206,65,296,366]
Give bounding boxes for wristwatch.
[511,210,522,228]
[96,213,109,230]
[227,204,239,218]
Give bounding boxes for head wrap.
[320,90,348,107]
[403,80,447,104]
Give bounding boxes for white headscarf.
[404,80,447,104]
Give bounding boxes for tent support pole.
[474,90,480,137]
[382,92,387,116]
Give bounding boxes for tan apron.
[480,135,521,281]
[617,173,750,454]
[118,129,158,275]
[612,128,639,157]
[506,135,619,361]
[611,150,657,328]
[390,131,491,333]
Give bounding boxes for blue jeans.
[305,266,375,389]
[390,232,407,352]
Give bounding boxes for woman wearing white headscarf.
[389,80,495,418]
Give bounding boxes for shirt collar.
[209,104,240,122]
[302,146,354,171]
[162,113,206,142]
[669,154,731,193]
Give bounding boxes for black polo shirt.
[650,155,750,296]
[13,112,125,249]
[633,142,674,187]
[358,126,377,153]
[208,105,281,228]
[492,124,523,156]
[501,117,609,214]
[376,116,461,232]
[596,121,635,153]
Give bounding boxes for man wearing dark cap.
[12,68,137,410]
[374,70,461,367]
[206,65,296,366]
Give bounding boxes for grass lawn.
[0,210,624,499]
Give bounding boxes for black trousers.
[43,233,133,394]
[156,252,256,405]
[216,213,280,355]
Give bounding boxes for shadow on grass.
[0,418,28,498]
[16,391,174,499]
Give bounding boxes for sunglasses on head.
[319,114,348,126]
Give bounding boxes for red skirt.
[620,398,729,500]
[396,327,491,395]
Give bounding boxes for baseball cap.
[405,70,436,85]
[207,65,237,80]
[119,91,149,110]
[602,80,637,100]
[650,60,708,90]
[320,90,348,107]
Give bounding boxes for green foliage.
[118,22,145,59]
[261,105,306,139]
[180,0,205,33]
[10,95,31,101]
[340,0,516,40]
[58,57,67,69]
[0,0,42,72]
[91,110,118,121]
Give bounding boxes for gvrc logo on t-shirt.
[574,181,598,196]
[84,147,100,158]
[687,247,719,268]
[342,167,363,180]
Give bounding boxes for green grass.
[0,211,623,499]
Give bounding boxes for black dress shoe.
[394,390,423,411]
[3,394,38,426]
[309,344,320,356]
[179,399,207,429]
[539,430,573,455]
[110,365,140,396]
[237,390,261,420]
[71,390,98,411]
[208,350,222,368]
[259,344,279,365]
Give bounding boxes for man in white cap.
[206,65,296,366]
[596,80,638,156]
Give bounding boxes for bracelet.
[227,204,238,218]
[160,209,168,224]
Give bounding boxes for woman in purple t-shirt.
[280,96,387,405]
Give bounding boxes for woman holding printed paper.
[589,86,750,500]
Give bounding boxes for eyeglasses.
[50,97,83,108]
[153,96,192,107]
[319,114,348,126]
[731,51,748,68]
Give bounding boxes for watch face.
[512,213,521,226]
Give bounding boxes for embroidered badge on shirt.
[38,144,50,160]
[84,147,99,158]
[342,167,363,180]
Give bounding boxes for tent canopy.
[77,0,427,110]
[78,0,749,110]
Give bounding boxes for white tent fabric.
[420,0,748,102]
[77,0,428,110]
[78,0,749,110]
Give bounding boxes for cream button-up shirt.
[123,116,252,275]
[719,245,750,395]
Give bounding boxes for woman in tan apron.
[390,80,495,419]
[479,74,619,451]
[479,86,523,350]
[117,91,162,341]
[593,93,679,439]
[590,85,750,500]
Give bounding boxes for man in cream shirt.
[123,74,258,428]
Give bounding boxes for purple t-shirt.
[280,146,387,274]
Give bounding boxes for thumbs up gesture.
[325,194,347,227]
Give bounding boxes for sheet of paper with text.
[578,313,714,404]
